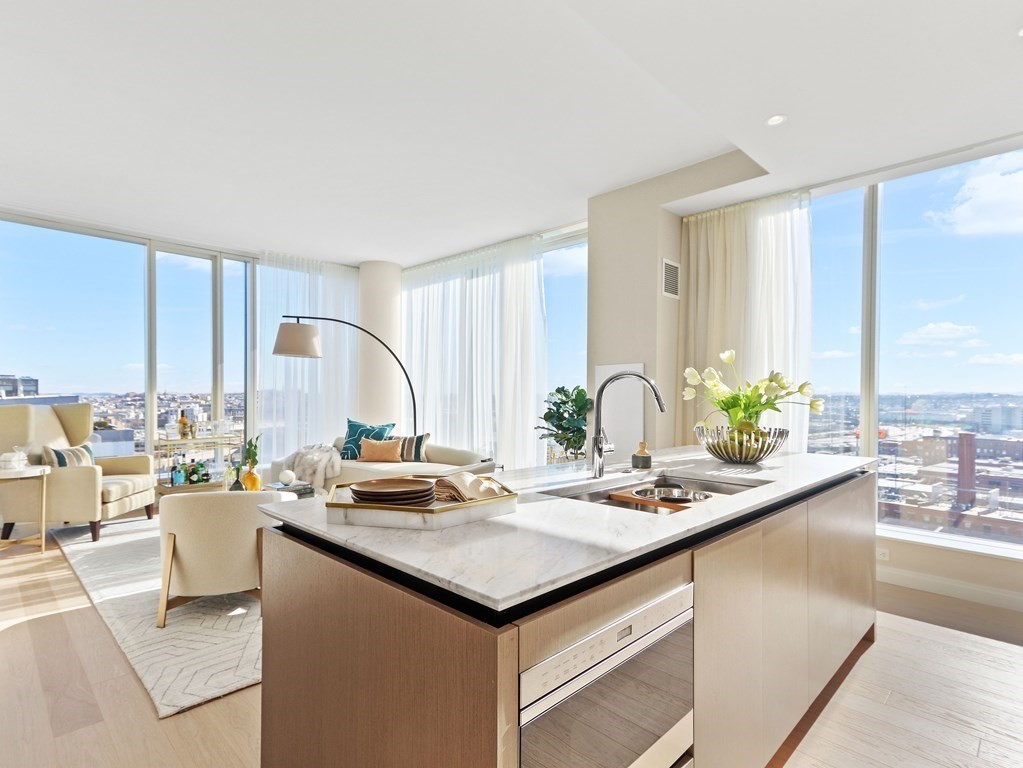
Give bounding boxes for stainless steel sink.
[544,473,766,514]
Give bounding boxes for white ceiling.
[1,1,1021,266]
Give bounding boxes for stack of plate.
[350,478,436,507]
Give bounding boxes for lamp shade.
[272,322,323,358]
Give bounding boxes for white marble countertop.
[259,447,875,612]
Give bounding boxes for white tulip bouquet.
[683,349,824,434]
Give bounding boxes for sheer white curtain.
[677,192,812,451]
[402,236,547,469]
[255,253,359,463]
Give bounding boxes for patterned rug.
[52,518,262,718]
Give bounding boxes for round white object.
[279,469,296,485]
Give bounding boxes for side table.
[0,465,51,553]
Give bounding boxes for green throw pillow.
[340,419,395,460]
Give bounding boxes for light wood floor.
[3,532,1022,768]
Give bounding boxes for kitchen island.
[258,447,876,768]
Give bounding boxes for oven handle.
[519,607,694,727]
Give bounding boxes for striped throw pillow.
[392,433,430,462]
[42,444,95,468]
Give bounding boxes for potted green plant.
[240,434,262,491]
[536,386,593,461]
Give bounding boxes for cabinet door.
[762,502,809,758]
[807,473,877,699]
[694,523,764,768]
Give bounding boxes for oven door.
[520,610,694,768]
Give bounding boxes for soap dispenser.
[632,441,652,469]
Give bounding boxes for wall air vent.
[662,259,680,299]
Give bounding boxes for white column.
[357,261,405,431]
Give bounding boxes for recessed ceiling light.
[765,114,788,126]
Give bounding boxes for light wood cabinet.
[694,522,765,768]
[694,472,875,768]
[761,503,810,755]
[261,530,519,768]
[807,472,877,699]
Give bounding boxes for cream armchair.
[157,490,295,627]
[0,403,156,542]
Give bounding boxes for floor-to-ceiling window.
[540,226,587,464]
[0,217,252,457]
[811,148,1023,547]
[808,189,863,455]
[0,220,147,455]
[156,251,214,433]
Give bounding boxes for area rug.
[52,518,262,718]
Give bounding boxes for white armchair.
[157,490,295,628]
[0,403,156,542]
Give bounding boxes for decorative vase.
[694,424,789,465]
[178,422,189,439]
[229,467,245,492]
[241,466,261,491]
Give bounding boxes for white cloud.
[543,247,587,277]
[914,294,965,310]
[897,322,978,345]
[968,353,1023,365]
[848,325,861,335]
[961,338,989,348]
[813,350,855,360]
[925,150,1023,235]
[896,350,957,359]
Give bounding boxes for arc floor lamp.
[272,315,418,435]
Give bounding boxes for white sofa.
[267,442,495,489]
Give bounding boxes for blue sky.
[811,149,1023,395]
[0,224,246,393]
[542,243,588,393]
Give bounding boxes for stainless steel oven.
[519,583,694,768]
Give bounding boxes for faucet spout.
[592,371,667,479]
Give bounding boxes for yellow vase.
[241,467,262,491]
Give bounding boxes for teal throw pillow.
[340,419,395,460]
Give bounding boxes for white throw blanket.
[283,443,342,491]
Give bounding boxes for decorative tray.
[325,475,518,530]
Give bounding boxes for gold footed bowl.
[694,425,789,464]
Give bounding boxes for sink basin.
[543,473,766,514]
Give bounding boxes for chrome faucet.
[592,371,667,478]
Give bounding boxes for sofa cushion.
[392,433,430,462]
[337,419,395,460]
[101,473,157,503]
[43,443,94,468]
[358,437,402,462]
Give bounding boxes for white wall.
[357,261,405,430]
[587,150,767,448]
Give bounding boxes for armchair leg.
[157,532,175,629]
[89,521,101,542]
[1,522,13,540]
[145,503,154,520]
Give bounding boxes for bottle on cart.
[169,464,178,486]
[172,461,185,486]
[196,460,207,484]
[188,458,199,485]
